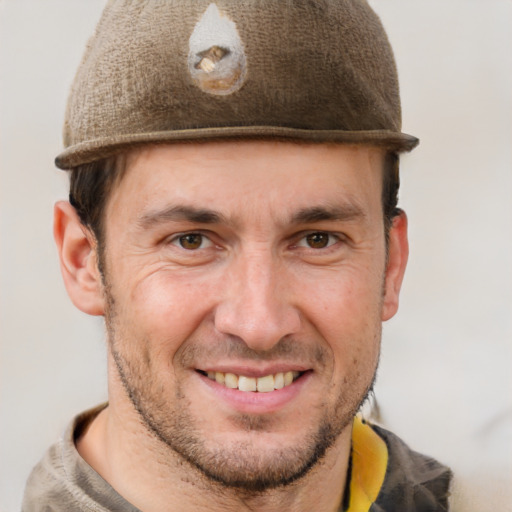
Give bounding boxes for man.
[23,0,452,510]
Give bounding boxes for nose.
[214,250,301,352]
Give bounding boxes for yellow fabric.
[346,417,389,512]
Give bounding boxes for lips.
[195,367,311,414]
[200,370,301,392]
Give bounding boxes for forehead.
[108,141,385,223]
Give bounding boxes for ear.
[54,201,105,316]
[381,210,409,321]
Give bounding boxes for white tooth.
[274,372,285,389]
[207,371,216,380]
[284,371,294,386]
[292,371,300,380]
[224,373,238,389]
[238,376,257,392]
[257,374,275,393]
[215,372,225,384]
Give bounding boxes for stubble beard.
[103,285,379,494]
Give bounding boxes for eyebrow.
[137,205,228,229]
[290,204,366,224]
[137,202,366,230]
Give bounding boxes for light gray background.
[1,1,511,510]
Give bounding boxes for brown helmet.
[56,0,418,170]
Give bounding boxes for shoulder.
[22,435,78,512]
[371,424,453,512]
[22,404,139,512]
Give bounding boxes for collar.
[346,417,389,511]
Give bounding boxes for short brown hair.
[382,151,401,240]
[68,154,128,277]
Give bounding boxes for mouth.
[196,370,303,392]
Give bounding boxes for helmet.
[56,0,418,169]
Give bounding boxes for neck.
[77,376,352,512]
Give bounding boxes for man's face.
[99,141,403,490]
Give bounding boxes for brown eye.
[178,234,204,250]
[305,232,331,249]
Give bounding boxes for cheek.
[300,262,384,325]
[116,269,222,353]
[297,266,383,373]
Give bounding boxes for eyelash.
[294,231,341,250]
[169,232,213,250]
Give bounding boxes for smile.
[198,370,301,392]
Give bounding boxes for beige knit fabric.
[56,0,419,169]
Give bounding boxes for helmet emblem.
[188,3,247,95]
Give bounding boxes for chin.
[168,417,345,492]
